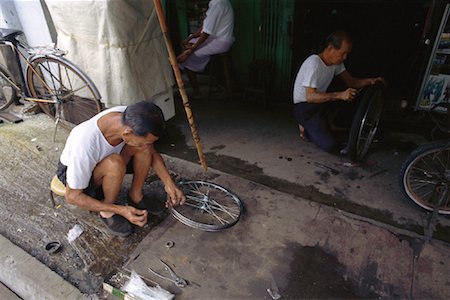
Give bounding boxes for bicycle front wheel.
[400,140,450,214]
[26,56,102,128]
[170,181,244,231]
[0,63,18,111]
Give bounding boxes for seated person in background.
[177,0,235,98]
[56,101,185,237]
[293,30,384,152]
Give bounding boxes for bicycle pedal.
[22,103,40,115]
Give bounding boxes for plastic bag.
[123,270,174,300]
[67,224,83,243]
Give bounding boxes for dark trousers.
[293,100,358,152]
[294,102,337,152]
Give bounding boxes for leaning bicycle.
[0,28,102,130]
[399,102,450,214]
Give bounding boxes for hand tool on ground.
[267,274,281,299]
[314,162,340,175]
[148,259,188,288]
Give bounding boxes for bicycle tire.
[26,55,102,128]
[169,180,244,232]
[399,140,450,214]
[347,83,385,161]
[0,63,18,111]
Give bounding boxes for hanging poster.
[419,74,450,111]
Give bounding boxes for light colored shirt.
[60,106,126,189]
[293,54,345,104]
[202,0,234,43]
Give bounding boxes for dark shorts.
[56,161,103,199]
[56,158,135,199]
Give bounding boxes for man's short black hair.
[325,30,352,49]
[122,101,166,137]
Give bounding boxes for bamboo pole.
[153,0,208,172]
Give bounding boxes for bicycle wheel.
[0,63,18,111]
[26,56,102,128]
[347,83,385,161]
[170,180,244,232]
[400,140,450,214]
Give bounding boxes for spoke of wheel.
[435,151,449,171]
[411,166,440,177]
[183,201,206,210]
[64,64,74,91]
[203,205,229,224]
[420,157,442,176]
[207,198,240,218]
[414,187,435,200]
[410,180,439,189]
[184,195,239,219]
[38,61,68,94]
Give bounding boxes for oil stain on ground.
[157,124,450,242]
[281,244,381,299]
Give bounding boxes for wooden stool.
[50,175,66,207]
[208,51,233,99]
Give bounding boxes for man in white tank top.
[57,101,185,236]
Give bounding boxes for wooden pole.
[153,0,208,172]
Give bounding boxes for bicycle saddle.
[0,28,23,42]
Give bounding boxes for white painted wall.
[0,0,52,46]
[0,0,22,30]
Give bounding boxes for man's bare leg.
[91,154,126,218]
[121,146,153,203]
[299,124,308,141]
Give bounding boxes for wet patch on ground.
[280,243,381,299]
[156,124,450,243]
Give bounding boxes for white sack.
[45,0,175,108]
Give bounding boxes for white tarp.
[45,0,175,108]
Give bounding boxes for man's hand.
[177,49,193,64]
[121,206,148,227]
[367,77,386,86]
[182,40,194,50]
[164,182,186,207]
[339,88,359,101]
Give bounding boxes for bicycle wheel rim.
[355,89,383,160]
[0,64,17,111]
[26,56,102,128]
[403,146,450,214]
[170,180,243,231]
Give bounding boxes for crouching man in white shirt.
[56,101,185,236]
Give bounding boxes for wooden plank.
[0,112,23,123]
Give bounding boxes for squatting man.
[56,101,185,236]
[293,30,385,153]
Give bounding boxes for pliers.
[148,259,188,288]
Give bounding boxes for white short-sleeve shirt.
[202,0,234,43]
[293,54,346,104]
[59,106,127,189]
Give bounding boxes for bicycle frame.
[0,33,61,104]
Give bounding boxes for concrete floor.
[157,94,450,242]
[0,99,449,299]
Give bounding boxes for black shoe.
[100,214,133,237]
[128,195,166,216]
